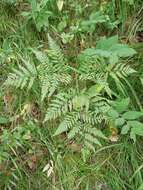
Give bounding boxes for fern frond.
[47,35,64,64]
[44,93,74,121]
[4,61,37,90]
[32,36,71,101]
[32,49,49,64]
[54,112,79,136]
[111,63,136,78]
[85,133,102,146]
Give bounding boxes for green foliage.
[0,121,37,163]
[21,0,56,31]
[4,36,71,101]
[108,99,143,142]
[78,36,136,97]
[4,58,37,90]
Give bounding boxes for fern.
[4,59,37,90]
[47,34,64,64]
[4,36,71,101]
[36,35,71,100]
[44,92,75,121]
[45,87,110,151]
[78,43,136,96]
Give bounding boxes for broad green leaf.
[121,125,130,134]
[81,12,107,32]
[112,98,130,113]
[96,35,118,50]
[128,121,143,137]
[108,109,119,119]
[90,12,107,23]
[111,44,136,57]
[123,111,143,120]
[128,121,143,129]
[94,49,111,57]
[96,36,136,58]
[115,118,125,127]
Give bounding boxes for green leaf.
[111,44,137,57]
[109,53,119,64]
[112,98,130,113]
[54,122,68,136]
[130,130,136,142]
[73,94,89,110]
[87,84,104,97]
[96,36,136,58]
[123,111,143,120]
[128,121,143,129]
[96,35,118,50]
[94,49,111,57]
[108,109,119,119]
[128,121,143,137]
[115,118,125,127]
[121,125,130,134]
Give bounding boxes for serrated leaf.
[123,111,143,120]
